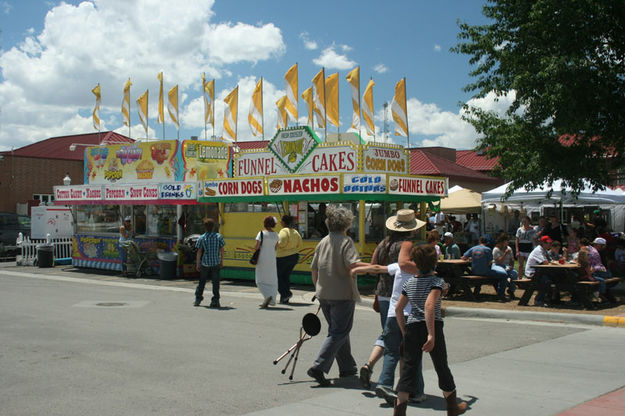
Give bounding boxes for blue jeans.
[492,264,519,291]
[375,299,390,348]
[313,299,357,374]
[487,265,509,297]
[195,265,220,304]
[592,270,611,294]
[377,316,424,396]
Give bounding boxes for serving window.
[76,205,121,233]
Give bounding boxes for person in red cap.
[525,235,553,306]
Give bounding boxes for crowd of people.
[188,204,624,415]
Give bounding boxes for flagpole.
[235,88,238,143]
[357,72,361,138]
[372,77,376,143]
[404,77,409,148]
[323,67,327,141]
[261,77,265,141]
[337,74,340,139]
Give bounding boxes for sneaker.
[209,301,220,308]
[409,393,427,403]
[307,367,330,387]
[193,300,201,307]
[279,294,292,304]
[375,385,397,405]
[359,364,372,389]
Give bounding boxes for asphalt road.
[1,269,623,416]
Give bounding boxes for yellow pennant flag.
[137,90,149,136]
[276,95,288,129]
[121,78,132,127]
[312,68,326,129]
[168,85,179,129]
[92,84,101,131]
[223,86,238,142]
[392,78,408,137]
[363,78,375,136]
[248,78,263,137]
[157,72,165,124]
[346,67,360,131]
[202,74,215,126]
[301,87,314,128]
[284,63,298,122]
[325,72,339,128]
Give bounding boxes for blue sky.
[0,0,507,151]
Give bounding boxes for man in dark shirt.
[545,215,567,245]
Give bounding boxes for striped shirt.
[402,274,445,324]
[196,232,225,267]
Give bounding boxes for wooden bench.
[576,277,622,305]
[461,275,503,300]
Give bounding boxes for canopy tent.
[482,180,625,204]
[440,186,482,214]
[481,180,625,232]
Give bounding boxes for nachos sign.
[268,126,321,173]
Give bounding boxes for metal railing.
[16,233,73,266]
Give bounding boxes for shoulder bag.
[249,230,264,265]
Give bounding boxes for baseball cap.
[540,235,553,244]
[593,237,606,245]
[444,232,454,239]
[124,216,132,222]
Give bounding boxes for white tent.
[441,186,482,214]
[481,180,625,232]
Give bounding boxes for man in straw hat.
[351,209,428,405]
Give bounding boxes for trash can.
[157,252,178,279]
[37,244,54,268]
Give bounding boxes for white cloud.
[0,1,10,15]
[313,46,356,70]
[299,32,318,50]
[0,0,285,150]
[434,44,441,52]
[373,63,388,74]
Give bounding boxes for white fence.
[16,233,73,266]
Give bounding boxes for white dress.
[255,230,279,303]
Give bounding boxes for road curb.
[356,296,624,328]
[442,306,625,328]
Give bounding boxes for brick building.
[0,132,133,214]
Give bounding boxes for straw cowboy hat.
[385,209,426,232]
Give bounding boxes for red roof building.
[409,148,501,192]
[455,149,500,173]
[0,132,133,214]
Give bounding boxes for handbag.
[249,230,264,265]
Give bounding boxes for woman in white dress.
[254,216,279,308]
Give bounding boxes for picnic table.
[436,259,498,301]
[516,262,619,309]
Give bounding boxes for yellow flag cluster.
[137,90,149,136]
[92,84,101,131]
[223,86,238,142]
[346,67,360,131]
[121,79,131,127]
[391,78,408,137]
[168,85,179,129]
[284,64,298,122]
[363,79,375,136]
[202,73,215,126]
[248,78,263,137]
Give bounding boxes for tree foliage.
[453,0,625,196]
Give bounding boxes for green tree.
[453,0,625,195]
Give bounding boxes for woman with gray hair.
[307,205,370,387]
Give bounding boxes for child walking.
[393,244,467,416]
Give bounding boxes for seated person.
[525,236,553,306]
[547,240,567,262]
[443,232,461,259]
[492,233,519,298]
[585,237,611,301]
[462,235,509,301]
[427,232,442,259]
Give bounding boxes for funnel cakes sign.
[387,175,447,197]
[268,126,321,173]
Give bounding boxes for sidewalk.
[2,261,624,328]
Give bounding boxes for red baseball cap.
[540,235,553,244]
